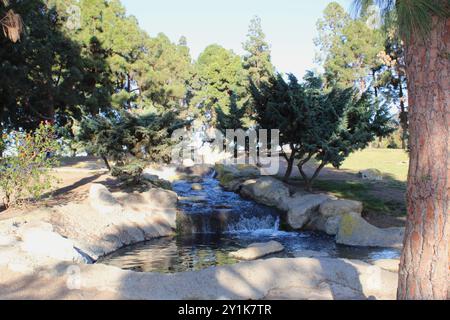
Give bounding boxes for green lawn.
[335,148,409,182]
[287,149,410,217]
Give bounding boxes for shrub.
[0,123,60,208]
[111,159,145,186]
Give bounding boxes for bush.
[0,123,60,208]
[111,159,145,186]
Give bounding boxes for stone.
[142,173,160,183]
[319,199,363,217]
[18,226,86,263]
[0,234,17,247]
[324,216,341,235]
[240,177,290,208]
[178,196,208,203]
[89,184,122,215]
[229,241,284,261]
[371,259,400,273]
[191,183,203,191]
[182,159,195,167]
[360,169,383,181]
[215,164,261,190]
[264,282,365,300]
[144,188,178,209]
[336,212,405,248]
[285,194,334,230]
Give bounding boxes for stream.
[99,174,401,273]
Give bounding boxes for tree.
[243,16,275,87]
[190,44,247,127]
[0,0,101,132]
[251,72,392,190]
[353,0,449,300]
[77,110,186,169]
[315,2,385,92]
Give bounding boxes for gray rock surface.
[89,184,122,215]
[285,194,333,229]
[229,241,285,261]
[336,212,405,248]
[319,199,363,217]
[239,177,290,208]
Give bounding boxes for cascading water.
[98,172,401,273]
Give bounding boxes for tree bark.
[398,16,449,300]
[283,150,296,182]
[101,155,111,171]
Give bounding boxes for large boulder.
[214,164,261,190]
[229,241,284,261]
[284,194,334,230]
[17,222,88,263]
[239,177,290,208]
[89,184,123,215]
[319,199,363,217]
[360,169,383,181]
[371,259,400,273]
[308,199,364,236]
[336,212,405,248]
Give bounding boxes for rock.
[178,196,208,203]
[182,159,195,167]
[89,184,123,215]
[319,199,363,217]
[324,216,342,235]
[18,226,87,263]
[191,183,203,191]
[371,259,400,273]
[264,282,365,300]
[215,164,261,190]
[240,177,290,208]
[229,241,284,261]
[360,169,383,181]
[336,212,405,248]
[142,173,160,183]
[0,234,16,247]
[143,166,181,182]
[285,194,334,230]
[144,188,178,209]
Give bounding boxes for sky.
[121,0,353,78]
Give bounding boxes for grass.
[312,180,406,217]
[335,148,409,182]
[287,149,409,217]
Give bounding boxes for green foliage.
[77,110,187,167]
[190,44,247,127]
[251,72,393,189]
[242,16,275,87]
[352,0,450,42]
[0,123,60,208]
[315,2,385,90]
[111,159,145,186]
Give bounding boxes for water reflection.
[99,176,401,273]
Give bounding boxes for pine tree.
[354,0,450,300]
[243,16,274,87]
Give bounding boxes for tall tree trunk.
[101,155,111,171]
[283,150,296,182]
[398,16,449,300]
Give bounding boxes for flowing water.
[99,174,401,273]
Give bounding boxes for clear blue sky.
[121,0,352,78]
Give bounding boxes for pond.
[99,174,401,273]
